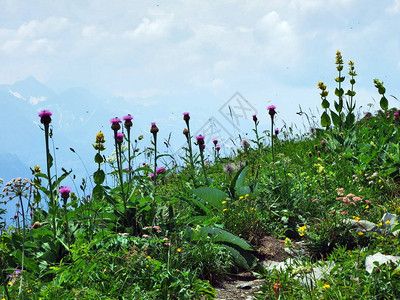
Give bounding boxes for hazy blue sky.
[1,0,400,132]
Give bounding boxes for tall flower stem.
[126,129,132,182]
[196,135,208,186]
[114,134,126,210]
[17,194,26,297]
[183,113,197,187]
[199,148,208,186]
[123,114,133,183]
[39,110,57,236]
[268,106,277,182]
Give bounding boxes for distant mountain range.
[0,76,114,185]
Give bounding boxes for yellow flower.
[379,222,383,226]
[222,201,227,204]
[353,216,360,221]
[95,131,106,143]
[323,283,330,289]
[223,208,227,212]
[147,255,151,259]
[239,196,244,200]
[359,171,362,175]
[379,179,382,183]
[177,248,182,253]
[358,232,364,235]
[365,205,369,209]
[245,194,249,198]
[385,220,391,224]
[27,289,32,293]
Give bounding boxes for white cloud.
[124,15,173,40]
[386,0,400,14]
[17,17,69,39]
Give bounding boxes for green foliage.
[3,52,400,299]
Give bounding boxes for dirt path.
[214,236,291,300]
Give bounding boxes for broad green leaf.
[321,111,331,128]
[188,226,254,251]
[321,99,330,109]
[93,169,105,185]
[222,244,258,270]
[330,111,341,128]
[14,249,40,272]
[192,187,225,210]
[380,96,388,111]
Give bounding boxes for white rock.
[365,252,400,273]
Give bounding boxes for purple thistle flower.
[196,135,205,146]
[156,167,166,175]
[59,186,71,199]
[150,122,159,135]
[123,115,133,121]
[110,117,122,131]
[13,214,18,219]
[123,114,133,129]
[213,139,218,145]
[115,132,124,144]
[252,114,258,122]
[149,173,155,180]
[216,145,221,151]
[268,105,277,118]
[183,112,190,124]
[275,128,279,135]
[38,110,52,125]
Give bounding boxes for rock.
[236,283,252,289]
[263,258,334,287]
[365,252,400,273]
[342,218,378,232]
[380,213,399,236]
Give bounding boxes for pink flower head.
[156,167,166,175]
[110,117,122,131]
[365,200,372,204]
[163,237,169,241]
[346,193,355,198]
[142,234,150,238]
[183,112,190,123]
[340,211,347,215]
[215,145,221,151]
[115,132,124,144]
[353,196,362,202]
[213,139,218,145]
[150,122,159,134]
[312,198,318,203]
[110,117,121,124]
[267,105,277,118]
[38,110,52,125]
[153,225,160,229]
[59,186,71,199]
[164,242,171,246]
[13,214,18,219]
[252,114,258,122]
[275,128,279,135]
[123,114,133,128]
[395,111,399,116]
[196,135,205,146]
[123,114,133,121]
[149,173,155,180]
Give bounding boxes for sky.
[1,0,400,142]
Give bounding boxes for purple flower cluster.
[59,186,71,199]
